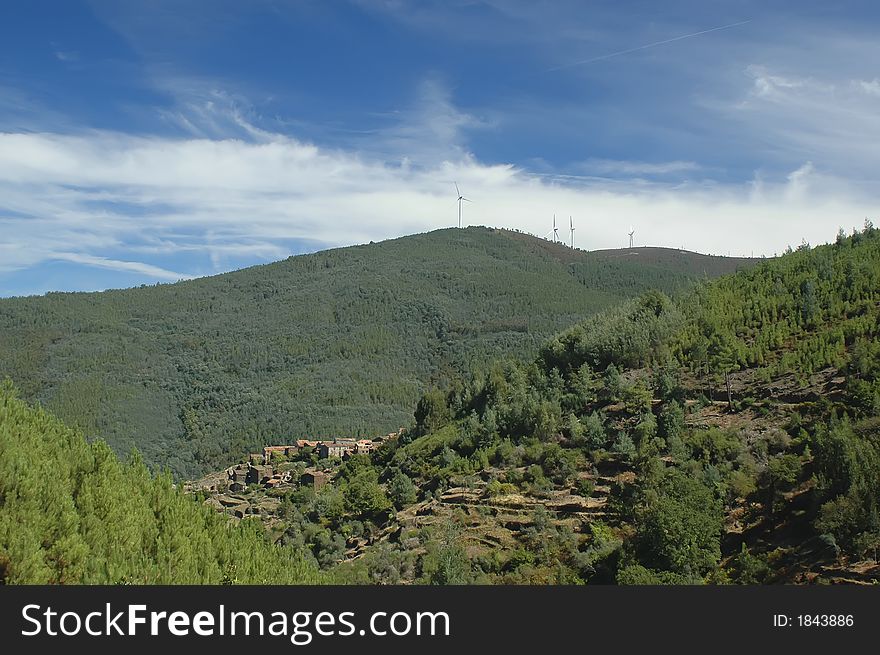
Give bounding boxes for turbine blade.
[454,182,461,196]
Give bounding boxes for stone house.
[301,470,328,490]
[246,463,273,485]
[317,440,354,459]
[355,439,375,454]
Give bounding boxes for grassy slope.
[0,227,755,478]
[0,382,321,584]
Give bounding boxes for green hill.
[0,227,754,478]
[202,225,879,584]
[0,381,321,584]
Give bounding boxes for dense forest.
[192,224,879,584]
[0,227,751,478]
[0,381,321,584]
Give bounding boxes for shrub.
[730,544,771,584]
[767,453,802,489]
[574,478,595,497]
[616,564,699,585]
[387,471,418,509]
[728,468,758,500]
[486,479,518,497]
[635,469,723,577]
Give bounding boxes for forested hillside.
[0,381,321,584]
[200,225,879,584]
[0,227,751,478]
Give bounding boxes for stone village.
[184,429,405,522]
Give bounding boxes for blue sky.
[1,1,879,296]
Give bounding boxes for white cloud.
[0,123,874,284]
[857,78,880,97]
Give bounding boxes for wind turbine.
[628,226,635,248]
[569,216,575,248]
[553,214,559,243]
[454,182,471,228]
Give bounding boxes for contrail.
[547,19,751,71]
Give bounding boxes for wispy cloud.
[151,78,280,142]
[721,63,880,180]
[363,78,490,164]
[51,252,191,281]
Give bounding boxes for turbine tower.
[553,214,559,243]
[454,182,470,228]
[628,226,635,248]
[569,216,575,249]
